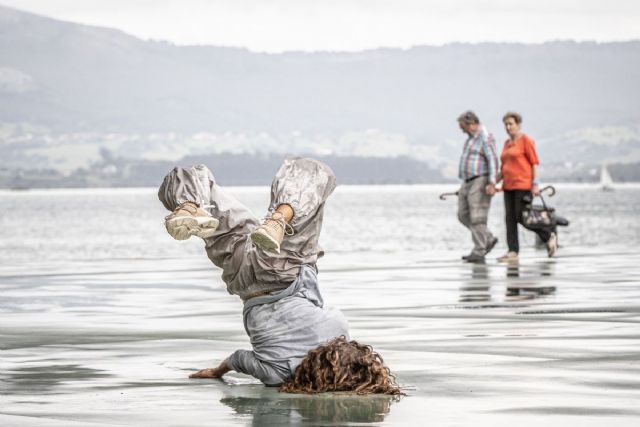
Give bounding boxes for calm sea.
[2,184,640,426]
[1,184,639,264]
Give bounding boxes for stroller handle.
[540,185,556,197]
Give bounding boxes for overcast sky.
[3,0,640,52]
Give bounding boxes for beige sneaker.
[165,201,219,241]
[250,212,294,254]
[546,232,557,257]
[497,251,519,263]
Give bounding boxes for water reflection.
[1,364,111,395]
[459,263,490,302]
[220,391,396,426]
[505,261,556,298]
[459,261,556,302]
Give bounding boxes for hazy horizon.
[2,3,640,187]
[2,0,640,53]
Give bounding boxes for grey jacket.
[227,266,349,385]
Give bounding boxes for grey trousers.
[458,176,495,256]
[158,156,337,300]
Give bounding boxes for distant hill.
[0,153,444,188]
[1,5,640,186]
[1,5,639,139]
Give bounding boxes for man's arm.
[483,135,499,194]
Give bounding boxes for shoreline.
[2,181,640,194]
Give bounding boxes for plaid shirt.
[458,125,498,183]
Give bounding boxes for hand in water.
[189,360,230,379]
[190,368,222,378]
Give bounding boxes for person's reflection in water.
[505,263,521,296]
[537,260,555,278]
[220,392,395,426]
[459,261,557,302]
[505,261,556,299]
[459,263,491,302]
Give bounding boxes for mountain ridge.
[1,4,639,186]
[2,4,639,136]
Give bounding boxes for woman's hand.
[189,360,230,379]
[532,184,540,197]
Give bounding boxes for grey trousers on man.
[458,176,495,257]
[157,156,337,300]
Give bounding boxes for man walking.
[456,110,499,263]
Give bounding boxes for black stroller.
[440,185,570,244]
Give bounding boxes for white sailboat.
[600,164,614,192]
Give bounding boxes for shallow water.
[1,185,640,426]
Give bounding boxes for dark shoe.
[465,254,485,263]
[461,254,472,260]
[485,237,498,255]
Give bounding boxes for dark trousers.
[503,189,551,253]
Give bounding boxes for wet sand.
[2,247,640,426]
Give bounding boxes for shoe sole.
[166,216,219,240]
[251,229,281,254]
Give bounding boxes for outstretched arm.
[228,349,288,385]
[189,358,231,379]
[188,351,286,385]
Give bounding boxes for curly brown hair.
[279,336,403,396]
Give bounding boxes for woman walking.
[497,112,557,262]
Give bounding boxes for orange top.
[500,134,539,191]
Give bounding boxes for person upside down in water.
[158,156,402,395]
